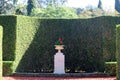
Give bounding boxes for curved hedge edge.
[0,25,3,80]
[116,24,120,80]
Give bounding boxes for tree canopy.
[115,0,120,12]
[31,7,78,18]
[0,0,119,18]
[37,0,67,8]
[0,0,18,14]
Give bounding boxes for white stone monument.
[54,45,65,74]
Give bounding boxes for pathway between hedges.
[3,76,116,80]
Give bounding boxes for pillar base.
[54,51,65,74]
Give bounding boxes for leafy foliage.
[27,0,38,15]
[3,61,13,76]
[77,8,116,18]
[0,0,17,14]
[105,62,117,76]
[28,0,77,18]
[0,15,16,61]
[115,0,120,13]
[31,7,78,18]
[98,0,103,9]
[13,16,104,73]
[0,25,2,79]
[116,25,120,80]
[37,0,67,8]
[102,17,120,61]
[1,15,120,75]
[15,4,27,15]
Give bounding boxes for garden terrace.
[0,15,119,75]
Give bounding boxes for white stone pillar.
[54,51,65,74]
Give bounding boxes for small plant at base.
[55,37,63,45]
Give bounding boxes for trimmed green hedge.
[116,25,120,80]
[102,17,120,61]
[1,15,120,75]
[0,25,2,80]
[13,16,41,72]
[0,15,17,61]
[14,16,104,73]
[3,61,13,76]
[105,62,117,76]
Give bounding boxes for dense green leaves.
[98,0,103,9]
[0,16,17,61]
[116,25,120,80]
[115,0,120,12]
[1,15,120,75]
[0,0,17,14]
[31,7,78,18]
[105,62,117,76]
[0,25,2,79]
[13,16,104,73]
[27,0,38,15]
[3,61,13,76]
[37,0,67,8]
[27,0,78,18]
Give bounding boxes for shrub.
[0,15,16,61]
[105,62,117,76]
[14,16,104,73]
[0,25,3,79]
[102,17,120,61]
[3,61,13,76]
[1,15,120,74]
[116,24,120,80]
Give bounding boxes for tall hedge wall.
[13,16,104,73]
[0,25,2,80]
[1,15,120,74]
[102,17,120,61]
[116,25,120,80]
[0,15,16,61]
[13,16,40,72]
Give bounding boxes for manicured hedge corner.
[105,62,117,76]
[0,26,3,80]
[116,25,120,80]
[3,61,13,76]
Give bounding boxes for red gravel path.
[3,76,116,80]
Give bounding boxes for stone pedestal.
[54,51,65,74]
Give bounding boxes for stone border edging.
[12,73,110,77]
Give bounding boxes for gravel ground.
[3,76,116,80]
